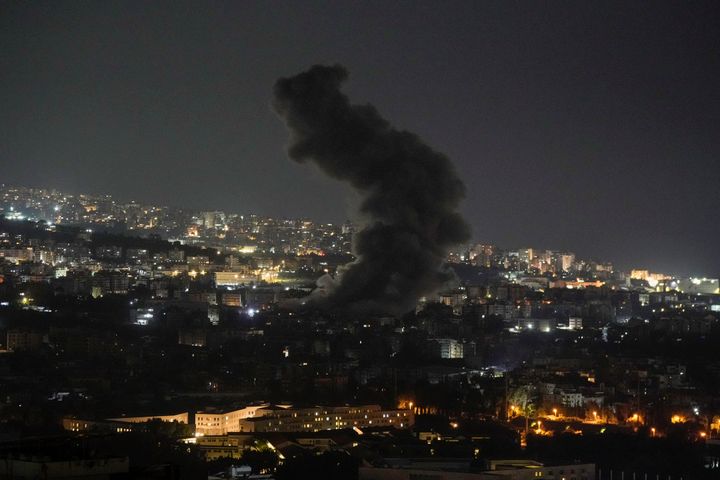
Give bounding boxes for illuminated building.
[194,433,258,460]
[678,277,719,295]
[560,390,584,408]
[195,405,413,435]
[439,291,466,313]
[237,405,413,433]
[201,211,226,230]
[195,405,271,435]
[130,307,155,326]
[221,291,243,307]
[631,270,670,288]
[214,271,259,287]
[518,248,535,266]
[630,269,649,280]
[0,247,34,263]
[568,316,583,329]
[557,253,576,272]
[433,338,465,359]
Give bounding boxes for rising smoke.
[273,65,471,315]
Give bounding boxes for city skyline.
[2,1,719,277]
[1,181,710,280]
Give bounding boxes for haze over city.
[2,1,719,275]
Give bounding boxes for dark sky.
[1,1,719,275]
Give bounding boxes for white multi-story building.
[435,338,464,359]
[195,404,271,435]
[237,405,413,433]
[195,404,414,435]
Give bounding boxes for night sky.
[1,1,719,275]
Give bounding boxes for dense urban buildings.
[4,0,720,477]
[1,183,719,479]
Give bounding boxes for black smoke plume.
[273,65,471,315]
